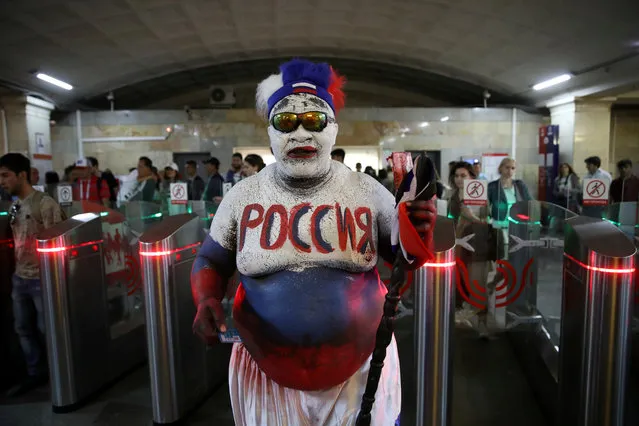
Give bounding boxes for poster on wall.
[31,132,52,186]
[481,153,509,182]
[35,133,46,155]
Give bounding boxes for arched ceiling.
[0,0,638,110]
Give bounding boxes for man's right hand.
[193,298,227,346]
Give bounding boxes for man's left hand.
[405,198,437,238]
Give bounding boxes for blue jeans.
[11,275,47,376]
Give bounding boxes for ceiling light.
[400,127,410,133]
[419,122,429,127]
[36,73,73,90]
[440,116,449,122]
[533,74,572,91]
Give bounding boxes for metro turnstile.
[37,213,146,412]
[413,215,456,426]
[559,216,636,426]
[0,201,23,390]
[139,213,230,424]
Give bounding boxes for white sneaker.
[455,303,478,328]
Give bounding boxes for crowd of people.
[0,153,269,208]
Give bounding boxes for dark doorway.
[173,152,210,182]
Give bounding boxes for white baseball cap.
[75,158,88,168]
[166,162,179,171]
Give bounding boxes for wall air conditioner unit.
[209,86,236,108]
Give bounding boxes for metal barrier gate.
[414,215,456,426]
[559,216,636,426]
[139,213,230,424]
[37,212,146,412]
[0,201,22,390]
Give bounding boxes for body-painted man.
[191,59,435,425]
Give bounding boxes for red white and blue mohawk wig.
[256,58,346,120]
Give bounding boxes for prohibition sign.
[586,180,605,198]
[172,184,185,199]
[60,187,71,200]
[466,181,485,199]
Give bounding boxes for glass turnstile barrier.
[36,200,165,411]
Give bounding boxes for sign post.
[463,180,488,206]
[56,184,73,206]
[582,178,610,206]
[170,183,188,205]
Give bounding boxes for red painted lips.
[287,146,317,159]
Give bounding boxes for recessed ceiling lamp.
[36,73,73,90]
[419,122,429,127]
[440,116,449,122]
[533,74,572,91]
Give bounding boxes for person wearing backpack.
[0,153,64,397]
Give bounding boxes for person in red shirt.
[72,158,110,206]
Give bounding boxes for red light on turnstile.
[564,253,635,274]
[37,246,67,253]
[422,260,457,268]
[92,245,98,252]
[71,250,78,257]
[516,214,530,220]
[176,253,182,261]
[139,242,201,257]
[37,240,104,254]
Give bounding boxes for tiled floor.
[0,314,548,426]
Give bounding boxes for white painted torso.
[210,161,395,276]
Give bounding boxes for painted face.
[267,93,338,179]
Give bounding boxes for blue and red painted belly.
[233,267,385,390]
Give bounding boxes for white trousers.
[229,337,401,426]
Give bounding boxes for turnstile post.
[559,217,635,426]
[414,216,456,426]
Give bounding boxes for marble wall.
[52,107,543,195]
[610,108,639,172]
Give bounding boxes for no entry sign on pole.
[57,184,73,206]
[170,182,188,205]
[582,178,610,206]
[463,180,488,206]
